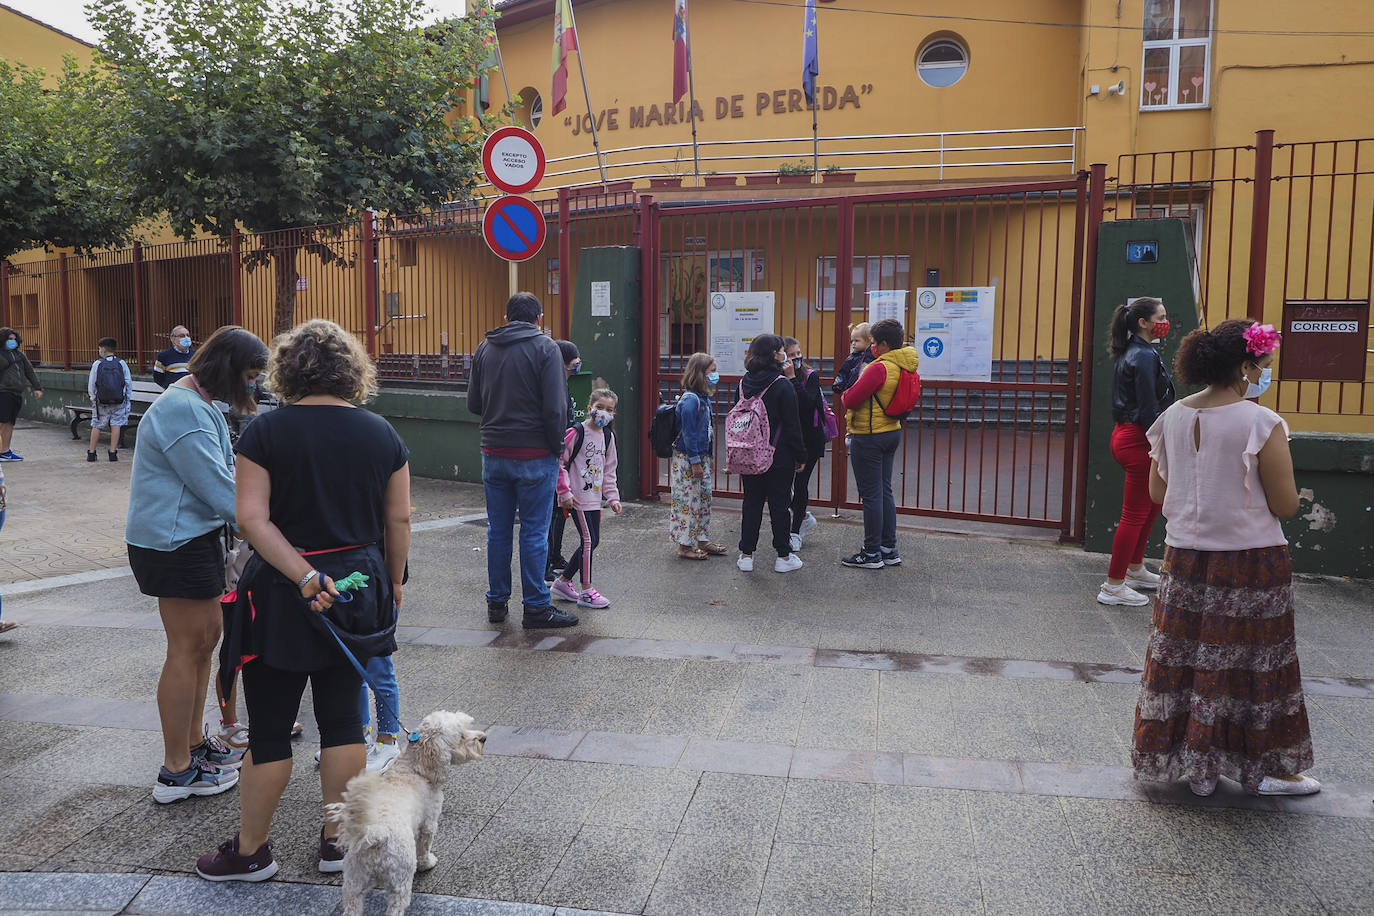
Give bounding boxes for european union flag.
[802,0,818,106]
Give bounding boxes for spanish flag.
[551,0,578,116]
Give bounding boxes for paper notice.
[950,322,994,377]
[590,281,611,316]
[732,307,763,330]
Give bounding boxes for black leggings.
[562,508,601,587]
[739,462,795,558]
[791,454,821,533]
[547,504,567,566]
[242,660,364,764]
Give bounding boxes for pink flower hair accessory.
[1243,323,1281,356]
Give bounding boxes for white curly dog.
[327,710,486,916]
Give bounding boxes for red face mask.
[1152,318,1171,341]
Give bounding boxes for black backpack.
[94,358,125,405]
[648,398,681,459]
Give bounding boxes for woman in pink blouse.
[1131,318,1318,798]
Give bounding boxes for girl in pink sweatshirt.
[551,388,623,608]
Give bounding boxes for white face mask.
[1244,366,1273,399]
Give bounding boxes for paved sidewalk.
[1,422,1372,914]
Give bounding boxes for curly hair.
[1174,318,1258,388]
[266,320,377,404]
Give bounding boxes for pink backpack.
[725,379,782,476]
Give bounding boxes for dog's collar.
[407,731,420,743]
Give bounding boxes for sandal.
[697,541,728,556]
[677,546,709,560]
[0,620,17,634]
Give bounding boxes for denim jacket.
[673,390,713,465]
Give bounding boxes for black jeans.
[791,454,821,534]
[739,462,796,558]
[547,504,567,567]
[242,660,364,764]
[849,430,900,553]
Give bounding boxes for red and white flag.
[672,0,690,104]
[551,0,578,116]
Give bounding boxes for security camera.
[1107,80,1126,96]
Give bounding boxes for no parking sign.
[482,196,547,263]
[480,126,549,262]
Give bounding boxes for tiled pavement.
[1,422,1372,914]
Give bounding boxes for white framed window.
[916,39,969,89]
[815,255,911,312]
[1141,0,1212,110]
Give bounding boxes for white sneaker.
[737,554,754,572]
[798,512,818,537]
[774,554,804,573]
[789,533,803,552]
[1256,774,1321,796]
[366,741,401,774]
[1096,582,1150,606]
[1126,566,1162,590]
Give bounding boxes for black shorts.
[0,392,22,424]
[128,529,225,600]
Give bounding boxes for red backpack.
[875,364,921,417]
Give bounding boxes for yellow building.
[0,3,94,74]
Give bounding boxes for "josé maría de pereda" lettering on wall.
[566,84,873,136]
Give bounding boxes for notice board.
[913,286,997,381]
[708,291,775,377]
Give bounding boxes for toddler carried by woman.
[551,388,623,608]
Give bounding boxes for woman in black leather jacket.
[1099,297,1175,607]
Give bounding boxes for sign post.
[480,127,549,289]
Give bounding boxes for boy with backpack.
[87,337,133,462]
[838,318,919,569]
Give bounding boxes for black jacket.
[467,322,568,455]
[1111,335,1175,430]
[737,367,806,471]
[792,367,827,461]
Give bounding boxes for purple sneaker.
[550,578,580,602]
[318,826,344,873]
[196,834,278,882]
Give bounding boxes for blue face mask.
[590,408,614,428]
[1245,366,1273,399]
[706,371,720,386]
[569,358,582,374]
[179,336,193,349]
[4,340,16,350]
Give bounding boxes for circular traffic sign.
[482,195,548,262]
[481,127,546,195]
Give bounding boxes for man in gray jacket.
[468,293,579,629]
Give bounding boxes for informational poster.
[913,286,996,381]
[590,281,612,316]
[866,290,908,325]
[709,290,775,377]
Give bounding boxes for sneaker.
[736,554,754,572]
[841,550,884,569]
[880,548,902,567]
[774,554,804,573]
[550,578,580,602]
[577,587,610,609]
[366,740,401,774]
[217,720,251,750]
[196,834,278,882]
[108,450,118,462]
[87,451,97,463]
[0,451,21,461]
[1256,774,1322,796]
[522,605,579,629]
[798,512,818,537]
[318,826,344,873]
[1126,566,1162,590]
[153,761,239,804]
[487,600,509,624]
[192,730,245,770]
[1096,582,1151,606]
[788,533,803,553]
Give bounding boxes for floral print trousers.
[669,453,713,547]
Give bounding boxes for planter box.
[744,174,777,186]
[823,172,857,183]
[603,180,635,193]
[778,174,814,186]
[704,176,738,188]
[649,177,683,189]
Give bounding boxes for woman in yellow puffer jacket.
[838,318,918,567]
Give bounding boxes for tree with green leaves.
[0,57,138,262]
[91,0,503,334]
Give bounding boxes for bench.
[66,380,164,448]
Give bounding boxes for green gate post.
[1083,218,1201,556]
[568,246,643,499]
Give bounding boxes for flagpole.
[811,96,819,183]
[494,37,511,108]
[684,2,701,184]
[565,0,608,187]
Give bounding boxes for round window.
[516,87,544,130]
[916,39,969,88]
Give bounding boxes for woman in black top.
[734,334,806,573]
[198,320,411,882]
[1099,297,1175,607]
[782,337,828,551]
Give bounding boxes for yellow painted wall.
[0,7,94,76]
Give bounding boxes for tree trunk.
[272,244,300,337]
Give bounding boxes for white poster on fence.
[913,286,996,381]
[709,290,775,377]
[866,290,908,325]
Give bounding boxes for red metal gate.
[638,177,1089,538]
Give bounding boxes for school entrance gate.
[637,177,1091,540]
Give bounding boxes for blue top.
[674,390,713,465]
[125,385,236,551]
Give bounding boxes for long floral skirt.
[669,453,712,547]
[1132,544,1314,793]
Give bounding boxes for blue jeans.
[849,430,900,553]
[482,454,559,609]
[359,653,399,737]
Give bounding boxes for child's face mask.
[590,407,615,428]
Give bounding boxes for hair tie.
[1243,323,1281,357]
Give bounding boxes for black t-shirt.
[234,404,409,551]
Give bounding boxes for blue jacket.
[125,386,237,551]
[674,390,713,465]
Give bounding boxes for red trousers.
[1109,422,1162,579]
